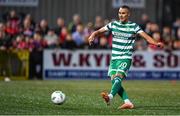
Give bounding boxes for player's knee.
[115,73,124,79]
[111,73,124,80]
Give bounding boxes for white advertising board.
[43,49,180,79]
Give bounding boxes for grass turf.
[0,80,180,115]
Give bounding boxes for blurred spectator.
[21,18,34,37]
[72,24,85,47]
[173,28,180,50]
[173,18,180,39]
[92,16,105,46]
[62,34,77,49]
[82,22,95,49]
[34,23,41,33]
[97,36,110,49]
[24,14,36,28]
[173,40,180,49]
[134,39,147,51]
[0,30,11,50]
[84,22,94,37]
[162,26,173,42]
[29,32,44,80]
[94,16,104,30]
[54,17,65,35]
[150,23,159,36]
[140,13,150,30]
[59,27,68,45]
[68,14,82,33]
[164,39,174,51]
[144,22,159,36]
[0,23,11,49]
[80,35,92,49]
[5,10,20,36]
[176,28,180,40]
[144,22,152,34]
[39,19,49,36]
[31,32,47,51]
[7,10,20,27]
[161,26,175,51]
[7,10,19,21]
[12,35,27,50]
[104,19,112,47]
[104,19,110,25]
[0,23,5,32]
[5,20,19,37]
[44,29,59,48]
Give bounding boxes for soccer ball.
[51,91,66,105]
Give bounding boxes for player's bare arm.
[88,27,107,45]
[139,31,164,48]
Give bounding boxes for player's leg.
[108,59,129,99]
[110,73,134,109]
[101,74,125,105]
[118,85,128,102]
[101,59,134,109]
[101,60,116,105]
[101,60,124,105]
[117,84,134,109]
[109,75,123,98]
[116,59,134,109]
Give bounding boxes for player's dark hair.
[120,5,131,12]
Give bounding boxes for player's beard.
[119,17,128,23]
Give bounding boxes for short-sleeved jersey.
[104,20,143,60]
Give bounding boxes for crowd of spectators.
[0,10,180,52]
[0,10,180,80]
[135,14,180,51]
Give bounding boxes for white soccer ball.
[51,91,66,105]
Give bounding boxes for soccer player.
[88,5,164,109]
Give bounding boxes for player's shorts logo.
[119,62,127,69]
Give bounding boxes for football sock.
[110,77,122,97]
[108,94,113,100]
[110,76,129,102]
[124,99,131,103]
[118,85,129,101]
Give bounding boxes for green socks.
[110,77,121,96]
[110,77,129,101]
[118,85,129,100]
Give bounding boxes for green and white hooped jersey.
[104,21,143,60]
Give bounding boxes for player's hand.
[88,36,94,46]
[157,42,164,49]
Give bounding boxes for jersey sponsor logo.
[112,31,136,38]
[112,32,132,37]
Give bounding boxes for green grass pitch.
[0,80,180,115]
